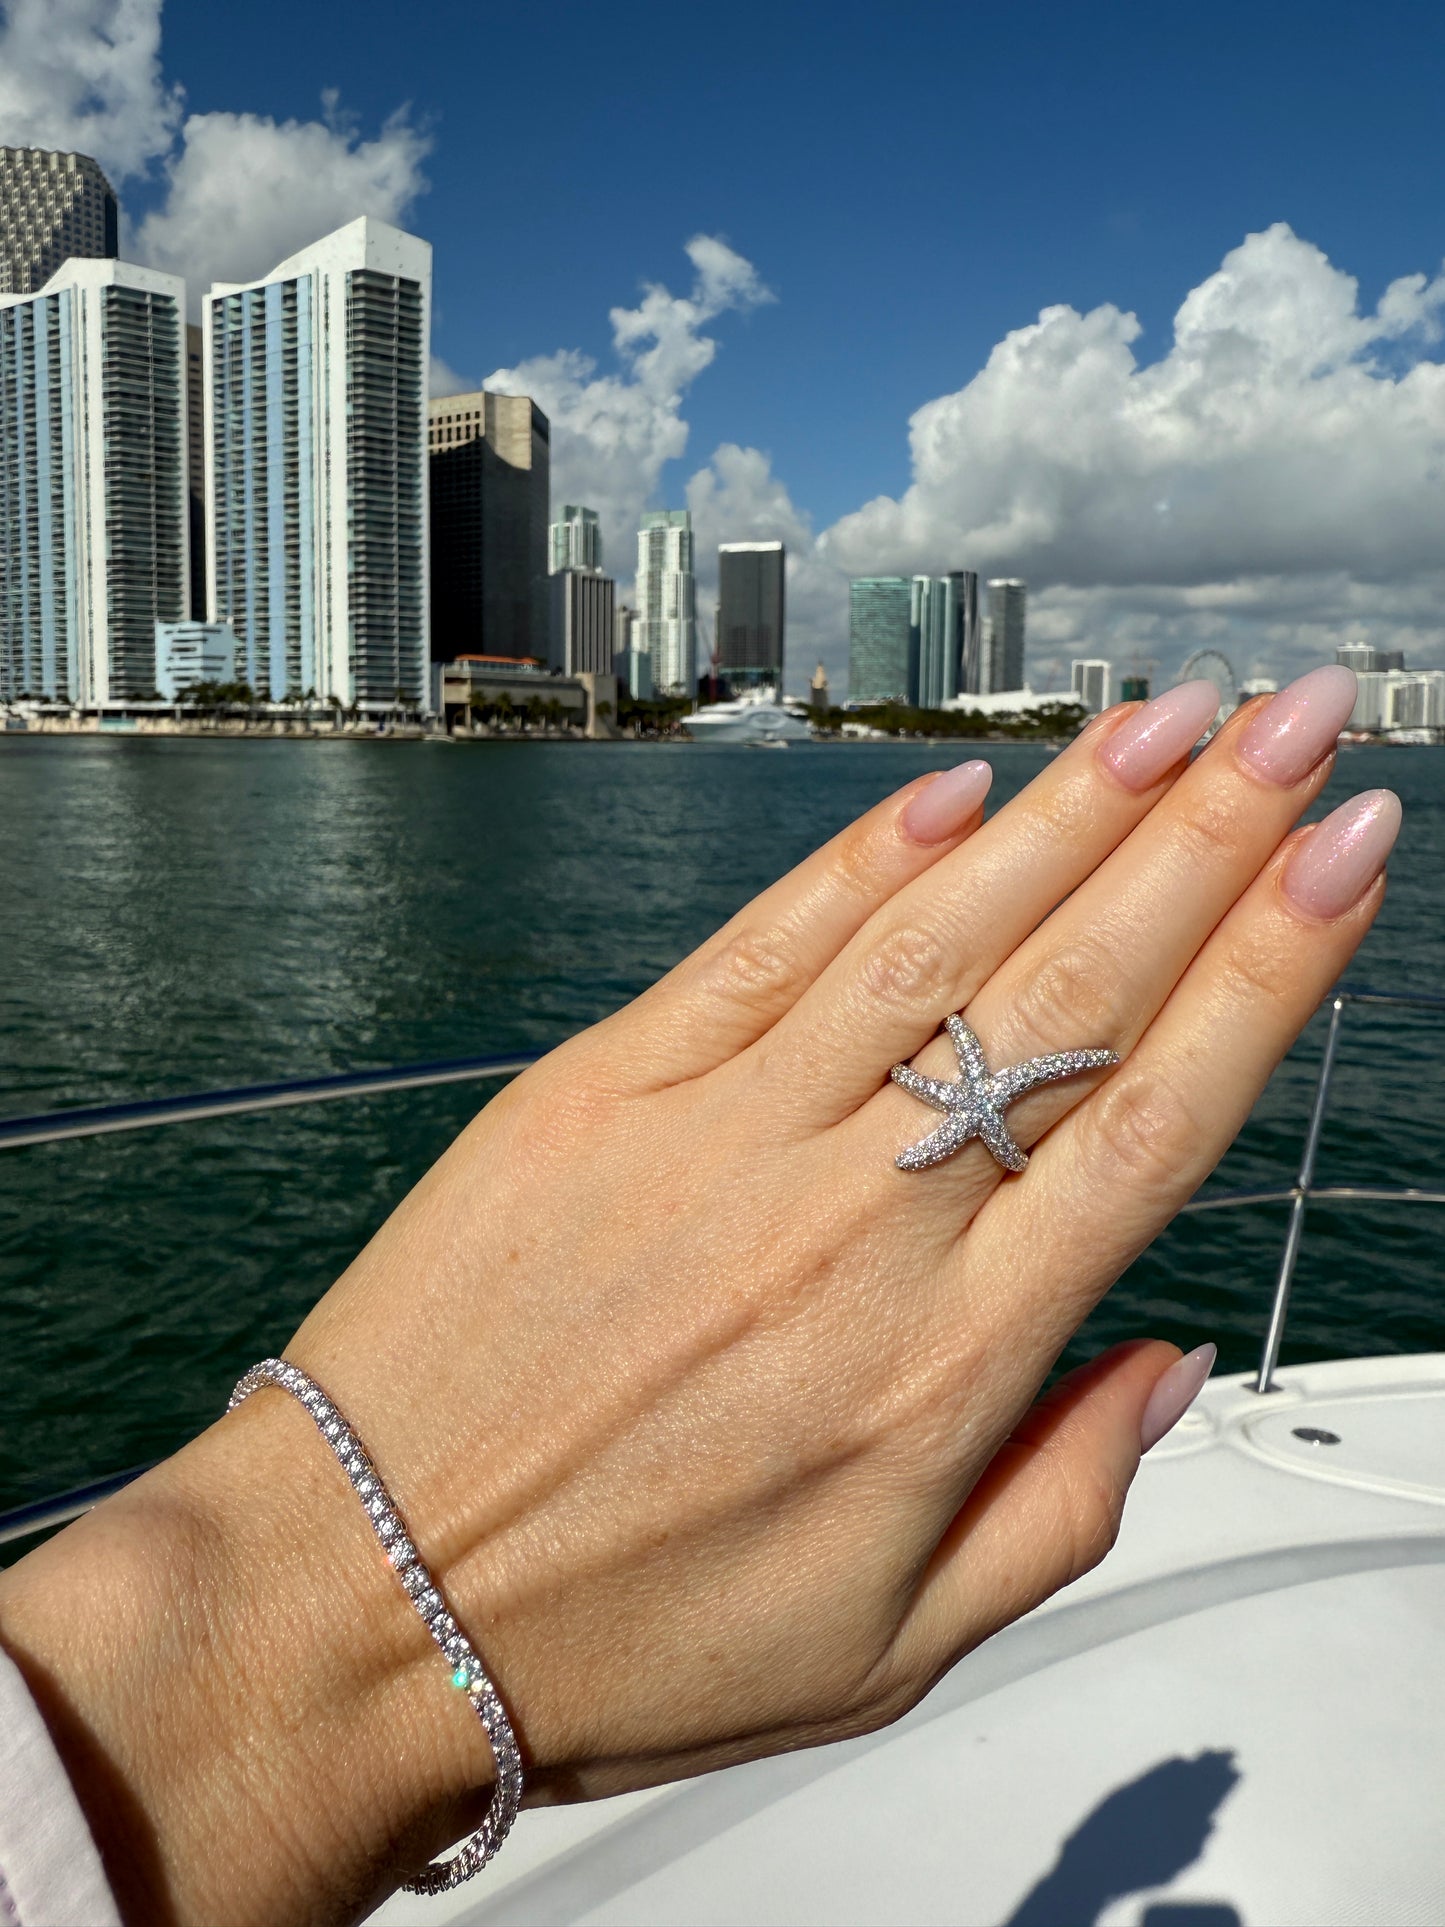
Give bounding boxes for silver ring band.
[228,1358,524,1892]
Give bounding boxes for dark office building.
[428,391,549,659]
[717,541,785,687]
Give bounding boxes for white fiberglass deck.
[372,1354,1445,1927]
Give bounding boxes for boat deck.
[372,1355,1445,1926]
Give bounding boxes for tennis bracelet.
[229,1358,524,1892]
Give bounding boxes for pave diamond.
[892,1013,1118,1173]
[227,1357,523,1893]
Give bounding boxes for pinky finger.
[892,1338,1194,1682]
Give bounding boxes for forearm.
[0,1393,486,1927]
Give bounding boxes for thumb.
[895,1337,1215,1683]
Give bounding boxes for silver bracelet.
[228,1358,524,1893]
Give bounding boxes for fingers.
[582,760,993,1088]
[761,680,1224,1118]
[968,787,1400,1353]
[893,1338,1205,1681]
[870,664,1356,1190]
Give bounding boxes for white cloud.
[823,224,1445,687]
[134,101,430,306]
[486,237,773,577]
[0,0,181,180]
[0,1,430,312]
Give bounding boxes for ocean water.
[2,734,1443,1517]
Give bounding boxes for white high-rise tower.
[0,257,188,705]
[549,504,602,574]
[636,509,696,694]
[204,218,431,709]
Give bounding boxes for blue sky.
[145,0,1445,524]
[4,0,1444,688]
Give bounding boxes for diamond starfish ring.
[891,1015,1119,1172]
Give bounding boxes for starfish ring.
[891,1014,1118,1173]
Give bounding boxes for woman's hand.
[0,665,1396,1927]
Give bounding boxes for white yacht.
[685,687,814,745]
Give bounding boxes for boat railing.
[3,982,1443,1547]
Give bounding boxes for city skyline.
[2,1,1442,700]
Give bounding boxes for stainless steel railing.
[4,984,1444,1543]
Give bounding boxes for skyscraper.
[0,149,118,296]
[717,541,785,689]
[185,323,206,618]
[206,218,431,709]
[549,504,602,574]
[1071,658,1111,713]
[636,510,696,693]
[1336,642,1376,674]
[984,579,1027,693]
[549,569,615,675]
[1,257,187,705]
[849,578,913,704]
[429,390,550,662]
[911,576,954,708]
[949,570,981,694]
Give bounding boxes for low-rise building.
[431,656,617,737]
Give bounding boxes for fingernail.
[1282,789,1402,920]
[901,760,992,844]
[1238,665,1357,786]
[1098,680,1221,791]
[1141,1343,1216,1452]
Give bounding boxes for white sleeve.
[0,1646,120,1927]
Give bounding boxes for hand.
[0,666,1394,1927]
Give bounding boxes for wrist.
[0,1390,489,1926]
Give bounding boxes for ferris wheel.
[1178,649,1239,735]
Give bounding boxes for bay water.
[3,735,1443,1516]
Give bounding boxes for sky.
[3,0,1444,696]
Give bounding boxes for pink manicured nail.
[1238,665,1357,786]
[1098,681,1221,791]
[901,760,992,844]
[1282,789,1401,920]
[1141,1343,1217,1452]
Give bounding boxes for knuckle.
[1217,932,1298,1009]
[1007,935,1120,1051]
[1088,1073,1203,1189]
[703,923,800,1013]
[1173,792,1245,870]
[859,920,955,1014]
[1058,1456,1129,1587]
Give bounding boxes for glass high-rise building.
[0,148,118,297]
[717,541,785,689]
[849,577,913,704]
[984,579,1027,693]
[950,570,981,694]
[429,391,550,661]
[549,504,601,574]
[636,510,696,693]
[206,218,431,709]
[1,258,187,705]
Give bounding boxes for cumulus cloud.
[134,99,430,304]
[0,0,181,180]
[486,237,773,576]
[824,224,1445,687]
[0,0,430,311]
